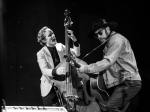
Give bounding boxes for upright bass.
[54,9,82,112]
[54,9,101,112]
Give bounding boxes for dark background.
[0,0,149,111]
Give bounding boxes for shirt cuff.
[52,68,57,76]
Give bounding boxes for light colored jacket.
[37,43,80,97]
[85,32,141,88]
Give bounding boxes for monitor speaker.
[1,106,67,112]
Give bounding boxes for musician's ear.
[106,27,110,32]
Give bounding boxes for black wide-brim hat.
[87,19,118,38]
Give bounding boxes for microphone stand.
[81,30,113,60]
[81,40,106,60]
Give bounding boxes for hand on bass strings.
[67,29,77,42]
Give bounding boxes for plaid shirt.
[86,31,141,88]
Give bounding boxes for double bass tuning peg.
[64,9,73,27]
[64,9,70,16]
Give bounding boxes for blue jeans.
[105,80,142,112]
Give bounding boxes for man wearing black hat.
[78,19,142,112]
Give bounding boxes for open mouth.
[52,38,56,42]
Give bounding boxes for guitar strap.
[98,71,107,91]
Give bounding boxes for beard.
[99,38,106,43]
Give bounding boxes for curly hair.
[37,26,49,46]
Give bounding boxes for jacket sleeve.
[84,35,124,73]
[37,51,53,77]
[71,44,80,57]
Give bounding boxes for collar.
[46,46,56,52]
